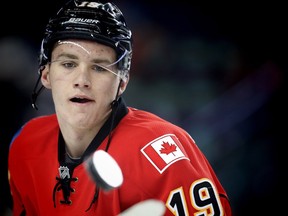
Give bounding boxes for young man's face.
[41,39,128,129]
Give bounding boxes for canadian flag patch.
[141,134,189,173]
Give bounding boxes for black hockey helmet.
[39,0,133,73]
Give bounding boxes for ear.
[40,65,52,89]
[118,75,129,95]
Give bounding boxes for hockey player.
[8,0,232,215]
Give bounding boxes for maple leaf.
[159,141,177,156]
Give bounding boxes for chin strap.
[85,79,122,212]
[32,66,46,110]
[105,79,122,152]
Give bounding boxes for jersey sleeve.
[146,132,232,215]
[8,173,26,216]
[117,128,232,216]
[8,129,26,216]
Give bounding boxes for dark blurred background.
[0,1,285,215]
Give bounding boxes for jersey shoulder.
[125,107,192,138]
[9,114,58,149]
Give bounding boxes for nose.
[73,68,91,88]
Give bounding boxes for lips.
[70,97,93,103]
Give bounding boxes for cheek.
[49,76,70,101]
[49,73,71,88]
[94,78,120,98]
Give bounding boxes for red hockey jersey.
[8,102,232,215]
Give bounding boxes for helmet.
[39,0,133,73]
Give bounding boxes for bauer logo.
[141,134,189,173]
[68,18,99,24]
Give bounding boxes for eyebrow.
[53,53,113,65]
[53,53,78,60]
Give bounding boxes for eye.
[62,61,77,68]
[92,64,109,73]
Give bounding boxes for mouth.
[70,97,93,104]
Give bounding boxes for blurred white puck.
[85,150,123,190]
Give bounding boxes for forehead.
[52,39,117,60]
